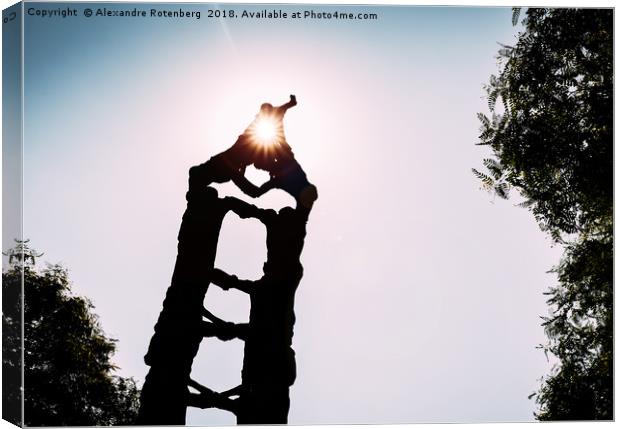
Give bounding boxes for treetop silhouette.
[2,242,141,426]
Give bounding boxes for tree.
[474,8,612,420]
[2,242,140,426]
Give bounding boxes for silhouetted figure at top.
[197,198,312,424]
[240,95,318,210]
[244,94,297,143]
[263,94,297,122]
[189,95,298,198]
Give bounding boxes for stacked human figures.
[137,96,317,425]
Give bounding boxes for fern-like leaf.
[477,113,491,128]
[483,158,504,179]
[472,168,495,190]
[512,7,521,26]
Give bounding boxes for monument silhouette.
[137,95,317,425]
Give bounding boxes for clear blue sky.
[8,2,565,424]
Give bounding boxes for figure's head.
[260,103,274,114]
[278,206,297,221]
[204,186,219,200]
[185,185,218,208]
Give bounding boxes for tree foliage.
[2,258,140,426]
[474,8,613,420]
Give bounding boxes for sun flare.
[250,116,280,147]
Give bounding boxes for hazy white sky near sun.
[5,2,568,425]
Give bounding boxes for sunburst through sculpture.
[249,116,282,148]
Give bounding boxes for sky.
[4,2,568,425]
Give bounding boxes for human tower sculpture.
[137,95,317,425]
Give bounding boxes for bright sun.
[251,117,279,147]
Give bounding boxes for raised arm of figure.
[282,94,297,110]
[274,94,297,117]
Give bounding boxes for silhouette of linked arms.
[187,379,239,414]
[232,173,281,199]
[231,170,264,199]
[251,155,318,210]
[220,384,245,398]
[211,268,257,295]
[200,307,248,341]
[187,141,264,199]
[222,196,277,225]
